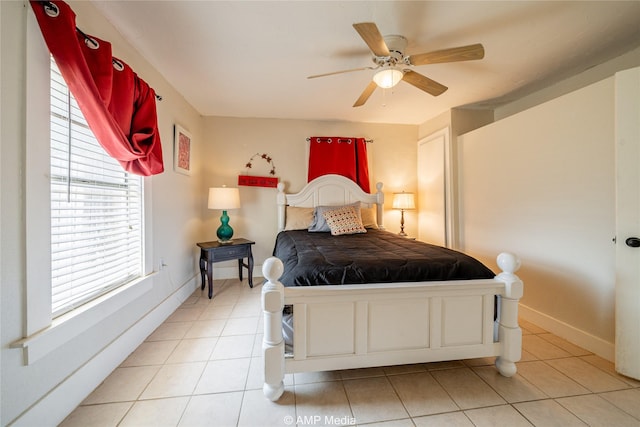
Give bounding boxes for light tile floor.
[61,278,640,427]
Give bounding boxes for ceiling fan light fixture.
[373,67,403,88]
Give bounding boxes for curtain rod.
[306,137,373,143]
[42,1,162,101]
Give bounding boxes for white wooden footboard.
[261,253,523,401]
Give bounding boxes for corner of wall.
[451,108,494,136]
[494,45,640,121]
[418,110,452,140]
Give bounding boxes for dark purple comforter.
[273,229,495,287]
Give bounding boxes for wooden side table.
[197,238,255,299]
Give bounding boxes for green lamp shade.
[216,210,234,242]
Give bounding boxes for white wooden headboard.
[276,174,384,231]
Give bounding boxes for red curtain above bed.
[308,137,370,193]
[30,0,164,176]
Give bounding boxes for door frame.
[615,67,640,380]
[418,127,455,247]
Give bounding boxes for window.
[50,58,143,317]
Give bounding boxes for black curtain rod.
[306,137,373,143]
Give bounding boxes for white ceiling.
[91,1,640,125]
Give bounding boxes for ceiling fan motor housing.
[372,35,408,66]
[374,34,407,65]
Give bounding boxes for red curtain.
[308,137,370,193]
[30,0,164,176]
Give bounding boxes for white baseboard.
[13,274,198,427]
[519,303,615,361]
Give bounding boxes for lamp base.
[216,210,234,243]
[398,209,407,237]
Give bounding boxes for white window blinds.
[50,57,143,317]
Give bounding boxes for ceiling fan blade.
[353,81,378,107]
[307,66,375,79]
[402,70,448,96]
[353,22,390,57]
[409,43,485,66]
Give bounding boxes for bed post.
[494,252,523,377]
[276,182,286,232]
[375,181,385,230]
[262,257,285,401]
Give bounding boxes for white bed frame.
[262,174,523,401]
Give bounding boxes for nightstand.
[197,238,255,299]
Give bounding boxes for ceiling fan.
[308,22,485,107]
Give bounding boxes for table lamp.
[392,191,415,237]
[208,186,241,243]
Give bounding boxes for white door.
[615,67,640,380]
[418,128,452,247]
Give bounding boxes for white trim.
[519,303,614,361]
[418,127,454,248]
[25,7,53,336]
[10,274,198,427]
[12,273,154,365]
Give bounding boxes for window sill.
[11,273,155,365]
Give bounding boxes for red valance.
[308,137,371,193]
[30,0,164,176]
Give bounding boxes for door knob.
[625,237,640,248]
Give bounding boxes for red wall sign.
[238,175,278,188]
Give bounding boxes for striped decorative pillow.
[322,206,367,236]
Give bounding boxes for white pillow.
[322,205,367,236]
[308,202,360,232]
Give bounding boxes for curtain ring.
[44,2,59,17]
[112,58,124,72]
[84,36,99,49]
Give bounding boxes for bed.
[261,174,523,401]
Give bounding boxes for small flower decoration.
[245,153,276,176]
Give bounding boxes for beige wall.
[457,78,616,356]
[1,2,204,424]
[201,117,419,266]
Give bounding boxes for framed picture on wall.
[174,124,192,175]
